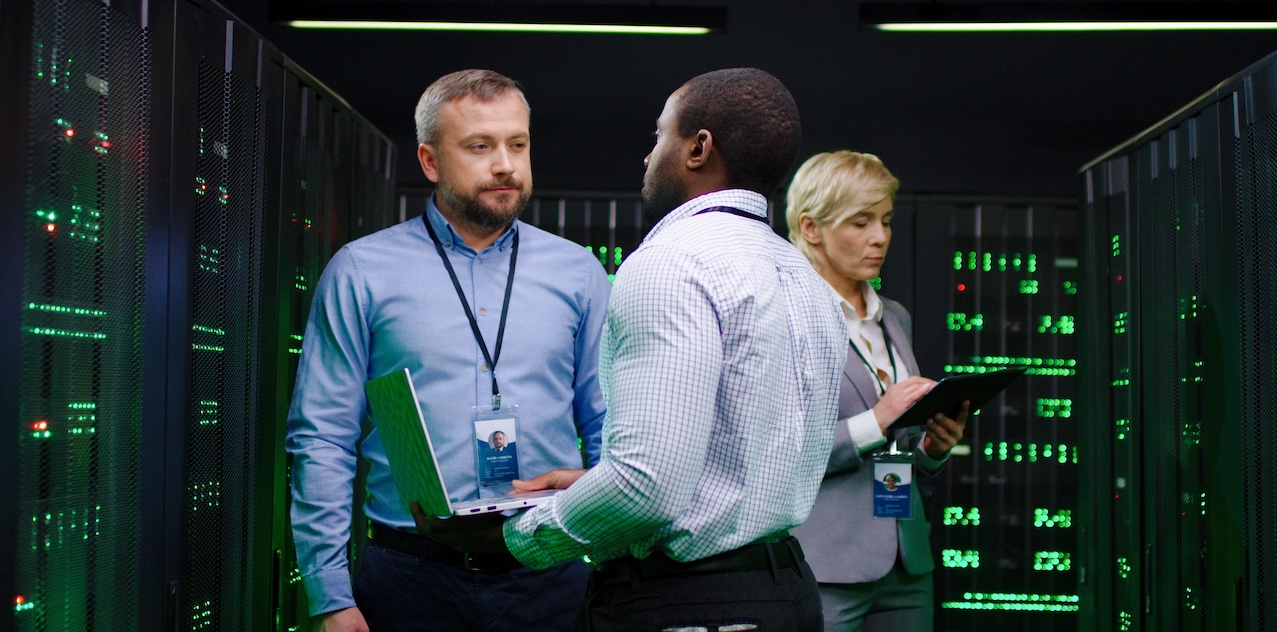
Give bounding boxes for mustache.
[481,177,525,190]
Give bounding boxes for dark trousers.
[353,541,589,632]
[580,543,823,632]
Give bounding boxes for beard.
[640,159,688,226]
[436,171,530,232]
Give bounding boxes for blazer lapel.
[881,312,919,377]
[842,343,879,416]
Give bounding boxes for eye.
[470,143,489,152]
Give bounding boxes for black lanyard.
[422,214,518,409]
[694,205,769,223]
[848,319,898,396]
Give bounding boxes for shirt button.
[476,257,484,265]
[480,363,489,372]
[478,307,487,316]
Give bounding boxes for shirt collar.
[424,194,518,255]
[827,278,884,324]
[643,189,769,243]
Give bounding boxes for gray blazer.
[792,297,937,584]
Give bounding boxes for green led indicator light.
[1036,398,1072,418]
[982,442,1075,464]
[953,251,963,270]
[1033,508,1072,528]
[1111,234,1121,257]
[942,506,981,526]
[26,302,108,317]
[22,326,106,340]
[942,593,1079,612]
[1034,551,1071,571]
[1019,279,1039,294]
[1063,280,1078,295]
[947,312,984,331]
[1037,314,1074,334]
[941,549,980,568]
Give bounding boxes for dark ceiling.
[216,1,1277,198]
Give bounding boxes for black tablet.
[888,367,1027,429]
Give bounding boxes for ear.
[799,214,823,246]
[685,129,714,171]
[418,143,441,183]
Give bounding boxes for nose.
[643,153,652,169]
[492,146,514,174]
[868,222,887,245]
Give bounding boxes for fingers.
[511,477,547,492]
[513,468,586,491]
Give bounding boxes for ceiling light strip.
[288,20,711,35]
[875,21,1277,32]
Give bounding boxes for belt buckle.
[463,552,490,572]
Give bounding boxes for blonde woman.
[787,151,968,632]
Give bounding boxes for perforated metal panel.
[1237,100,1277,632]
[180,60,266,632]
[1081,47,1277,632]
[15,0,149,630]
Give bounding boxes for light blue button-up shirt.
[286,198,611,615]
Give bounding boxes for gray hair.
[414,69,530,145]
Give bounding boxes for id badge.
[472,403,520,497]
[872,452,914,519]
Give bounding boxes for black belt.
[368,521,522,573]
[596,535,804,582]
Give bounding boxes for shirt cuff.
[302,569,356,618]
[504,502,581,570]
[847,409,887,453]
[915,442,950,474]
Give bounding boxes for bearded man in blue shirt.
[286,69,611,632]
[414,68,848,632]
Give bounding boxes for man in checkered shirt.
[415,68,847,631]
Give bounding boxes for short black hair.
[675,68,801,194]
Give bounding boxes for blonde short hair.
[785,151,899,266]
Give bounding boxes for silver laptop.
[364,368,559,517]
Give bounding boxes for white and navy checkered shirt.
[507,189,848,568]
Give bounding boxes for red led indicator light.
[1116,275,1123,281]
[45,224,56,233]
[32,420,48,431]
[64,129,74,138]
[15,595,24,605]
[957,283,966,292]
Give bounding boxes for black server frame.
[1080,48,1277,632]
[3,1,397,630]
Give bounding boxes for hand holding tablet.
[889,367,1028,430]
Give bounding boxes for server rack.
[1080,48,1277,632]
[2,1,397,630]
